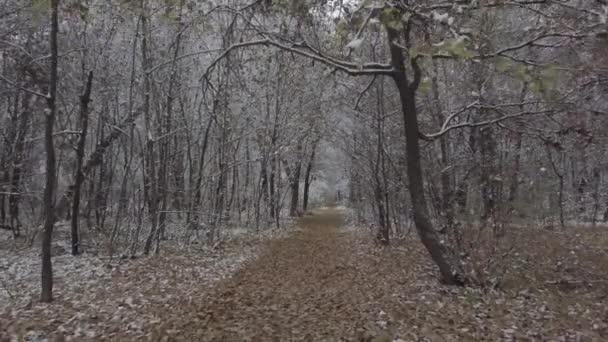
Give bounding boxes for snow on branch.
[423,102,557,140]
[202,39,395,79]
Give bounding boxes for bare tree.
[41,0,60,303]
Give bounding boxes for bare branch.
[0,74,48,99]
[425,109,554,139]
[203,39,395,79]
[354,75,377,110]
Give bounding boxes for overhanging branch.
[424,109,554,140]
[202,39,395,79]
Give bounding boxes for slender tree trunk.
[507,83,528,211]
[269,153,277,219]
[52,105,144,222]
[94,126,108,229]
[385,24,463,285]
[193,116,213,211]
[8,91,33,237]
[274,158,282,228]
[243,137,251,223]
[548,147,565,228]
[507,133,523,205]
[429,59,453,228]
[591,167,601,227]
[288,145,302,217]
[41,0,60,303]
[374,84,389,244]
[142,2,160,255]
[70,71,93,256]
[303,140,318,212]
[110,20,139,256]
[373,140,388,244]
[479,125,497,221]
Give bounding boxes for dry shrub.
[449,221,514,288]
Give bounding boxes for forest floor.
[2,207,608,341]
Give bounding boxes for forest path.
[157,207,608,341]
[167,206,410,341]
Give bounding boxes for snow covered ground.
[0,222,299,341]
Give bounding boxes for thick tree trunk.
[386,25,463,285]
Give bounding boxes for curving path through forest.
[159,207,605,342]
[166,207,411,341]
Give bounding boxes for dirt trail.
[162,208,608,342]
[167,207,398,341]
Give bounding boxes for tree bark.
[547,147,565,228]
[385,24,463,285]
[302,140,318,212]
[7,88,33,238]
[142,3,160,256]
[287,145,302,217]
[70,71,93,256]
[41,0,60,303]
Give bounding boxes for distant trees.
[333,1,608,283]
[0,0,607,298]
[209,0,606,284]
[0,0,334,300]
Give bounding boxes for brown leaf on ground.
[2,208,607,341]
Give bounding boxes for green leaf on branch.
[447,38,473,59]
[531,64,560,99]
[380,8,403,31]
[419,77,432,94]
[335,20,349,46]
[496,57,512,73]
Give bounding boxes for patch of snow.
[346,38,364,50]
[431,11,450,24]
[0,220,301,340]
